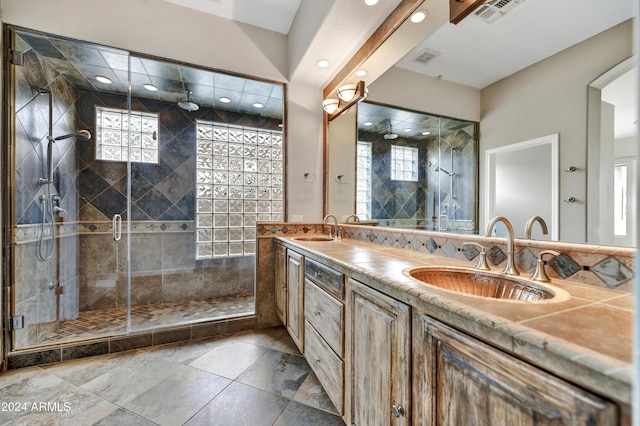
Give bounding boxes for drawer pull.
[314,356,321,364]
[313,308,321,316]
[391,404,404,418]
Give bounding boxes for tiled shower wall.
[358,119,477,233]
[10,37,270,348]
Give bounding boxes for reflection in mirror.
[357,102,478,233]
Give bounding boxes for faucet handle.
[323,225,333,239]
[530,250,560,282]
[462,242,490,271]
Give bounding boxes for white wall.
[368,66,481,122]
[1,0,325,221]
[479,20,633,243]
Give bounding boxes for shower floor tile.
[37,295,255,346]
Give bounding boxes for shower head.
[54,130,92,141]
[178,90,199,112]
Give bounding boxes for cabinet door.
[274,244,287,325]
[286,251,304,352]
[345,278,411,426]
[421,316,618,426]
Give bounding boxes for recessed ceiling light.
[253,102,264,109]
[355,69,368,77]
[411,9,428,23]
[364,121,373,126]
[404,128,412,133]
[95,75,112,84]
[143,83,157,91]
[317,59,330,68]
[219,97,231,103]
[364,0,379,5]
[422,131,431,136]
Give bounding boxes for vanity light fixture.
[219,97,231,103]
[317,59,330,68]
[143,83,158,91]
[324,81,368,121]
[253,102,264,109]
[410,9,428,23]
[322,98,340,114]
[95,75,112,84]
[337,83,359,102]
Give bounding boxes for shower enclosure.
[5,26,285,351]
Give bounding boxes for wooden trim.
[323,0,424,99]
[450,0,485,24]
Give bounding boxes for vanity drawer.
[304,258,344,300]
[304,320,344,414]
[304,279,344,356]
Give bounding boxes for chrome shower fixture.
[434,166,454,176]
[53,129,92,141]
[178,90,199,111]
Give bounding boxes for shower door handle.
[112,214,122,241]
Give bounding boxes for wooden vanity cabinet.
[274,243,287,325]
[345,278,411,426]
[286,250,305,352]
[414,315,619,425]
[303,258,345,414]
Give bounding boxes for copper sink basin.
[404,267,565,302]
[292,236,334,242]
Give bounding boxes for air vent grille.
[473,0,524,23]
[413,48,441,65]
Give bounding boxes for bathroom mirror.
[324,0,636,247]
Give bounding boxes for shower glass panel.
[7,27,285,350]
[8,28,133,349]
[356,102,478,232]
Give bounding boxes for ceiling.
[16,29,284,119]
[360,0,636,138]
[163,0,302,35]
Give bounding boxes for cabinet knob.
[313,308,321,316]
[391,404,404,418]
[314,356,321,364]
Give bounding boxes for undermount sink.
[292,236,334,242]
[404,267,565,302]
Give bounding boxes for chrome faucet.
[525,215,548,239]
[485,216,519,276]
[323,214,338,239]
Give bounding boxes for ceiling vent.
[412,48,441,65]
[473,0,525,24]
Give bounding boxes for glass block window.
[390,145,418,181]
[95,107,159,163]
[356,142,372,220]
[196,121,284,259]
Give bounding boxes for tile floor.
[37,296,255,347]
[0,327,345,425]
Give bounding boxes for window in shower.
[195,121,284,259]
[95,107,159,163]
[356,141,372,220]
[390,145,418,181]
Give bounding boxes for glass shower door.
[8,27,134,349]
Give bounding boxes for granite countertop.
[276,236,633,406]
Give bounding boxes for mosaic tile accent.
[592,257,634,287]
[548,253,582,279]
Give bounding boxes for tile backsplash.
[257,222,635,292]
